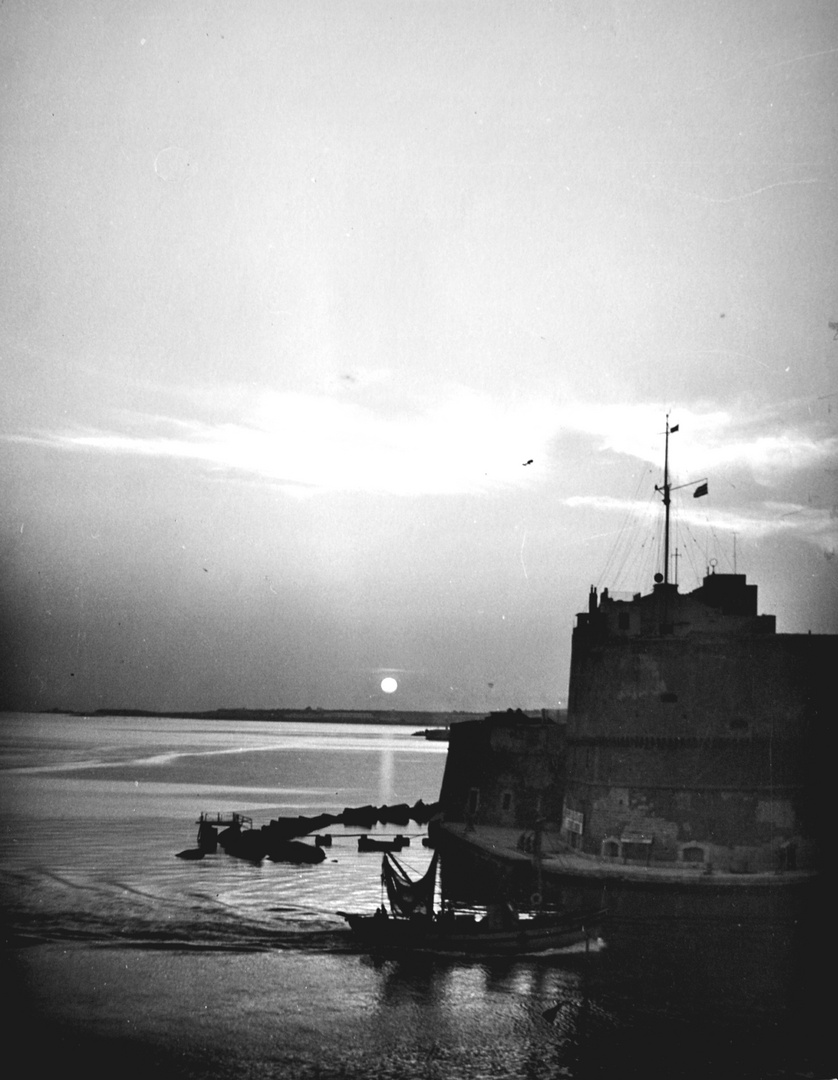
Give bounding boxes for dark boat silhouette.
[339,851,605,957]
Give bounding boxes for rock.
[267,840,327,864]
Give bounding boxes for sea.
[0,713,832,1080]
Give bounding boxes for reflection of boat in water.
[339,851,605,957]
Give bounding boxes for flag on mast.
[693,482,708,498]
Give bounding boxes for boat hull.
[341,908,605,957]
[357,835,408,852]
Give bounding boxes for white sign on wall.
[563,809,584,835]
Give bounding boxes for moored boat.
[339,851,605,957]
[357,834,409,852]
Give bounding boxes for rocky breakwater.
[176,799,440,865]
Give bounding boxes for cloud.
[7,388,834,514]
[9,387,557,497]
[553,401,838,485]
[559,400,837,551]
[565,493,837,553]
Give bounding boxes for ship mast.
[663,416,672,585]
[655,415,677,586]
[654,415,708,587]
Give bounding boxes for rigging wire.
[664,489,741,588]
[596,467,656,593]
[594,431,737,594]
[618,505,659,592]
[708,522,736,573]
[679,522,706,587]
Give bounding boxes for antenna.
[655,414,709,588]
[654,415,677,586]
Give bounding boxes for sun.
[380,677,398,694]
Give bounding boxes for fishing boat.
[339,850,606,957]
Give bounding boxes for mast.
[663,416,672,584]
[654,415,707,590]
[655,414,677,585]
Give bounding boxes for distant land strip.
[44,707,512,726]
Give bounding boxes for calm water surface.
[0,714,832,1079]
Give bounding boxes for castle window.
[501,790,513,812]
[681,845,705,863]
[602,838,620,858]
[618,613,630,631]
[467,788,480,815]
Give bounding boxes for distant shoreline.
[38,707,513,727]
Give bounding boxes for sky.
[1,0,836,714]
